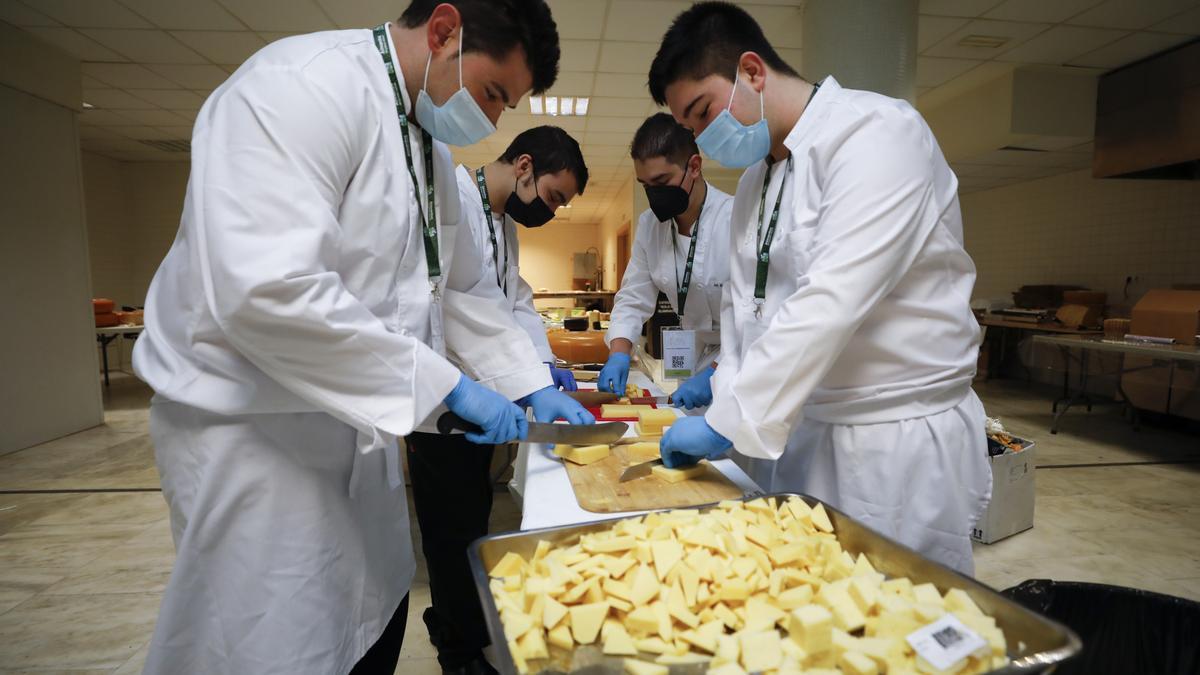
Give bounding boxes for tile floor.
[0,373,1197,673]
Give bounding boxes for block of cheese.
[625,441,661,461]
[569,601,609,644]
[601,403,653,418]
[738,630,783,672]
[554,444,610,466]
[638,408,677,434]
[788,604,832,654]
[651,463,706,483]
[625,382,643,398]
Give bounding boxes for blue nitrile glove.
[672,365,716,410]
[443,375,529,445]
[660,416,732,468]
[521,386,596,424]
[548,364,578,392]
[597,352,631,394]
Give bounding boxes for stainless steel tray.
[469,493,1081,674]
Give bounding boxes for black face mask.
[505,172,556,228]
[644,166,695,222]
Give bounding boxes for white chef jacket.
[454,165,555,363]
[605,183,733,345]
[132,27,549,674]
[706,77,990,573]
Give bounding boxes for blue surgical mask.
[695,68,770,168]
[415,27,496,146]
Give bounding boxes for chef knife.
[619,457,664,482]
[436,412,629,445]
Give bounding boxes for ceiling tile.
[117,0,244,30]
[597,41,657,74]
[1068,0,1197,30]
[80,28,208,63]
[258,31,302,45]
[995,25,1127,64]
[78,125,125,140]
[83,62,181,88]
[109,108,193,125]
[127,88,205,108]
[916,57,983,87]
[919,16,970,51]
[584,130,632,146]
[587,97,654,118]
[171,109,199,122]
[743,5,804,49]
[1150,6,1200,34]
[603,0,687,43]
[546,71,596,96]
[156,125,196,138]
[146,63,230,89]
[82,88,156,109]
[541,116,587,132]
[25,26,128,61]
[0,2,58,26]
[920,0,1007,18]
[922,19,1050,59]
[593,72,647,98]
[82,75,111,88]
[586,116,641,133]
[109,125,178,140]
[983,0,1103,24]
[1067,30,1192,68]
[79,108,138,125]
[559,40,600,71]
[170,30,266,64]
[547,0,608,40]
[23,0,152,28]
[311,0,395,29]
[217,0,335,32]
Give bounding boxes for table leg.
[96,334,117,388]
[1051,348,1092,434]
[1052,346,1071,414]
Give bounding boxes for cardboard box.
[1130,289,1200,345]
[1121,356,1200,423]
[972,440,1036,545]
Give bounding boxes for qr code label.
[671,356,686,369]
[907,614,986,671]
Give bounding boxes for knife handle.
[436,411,484,436]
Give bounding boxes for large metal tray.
[469,493,1081,674]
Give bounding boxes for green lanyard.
[670,200,702,317]
[752,81,820,317]
[754,155,792,317]
[373,25,440,287]
[474,167,508,295]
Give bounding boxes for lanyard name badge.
[475,167,509,295]
[671,201,702,318]
[373,25,441,300]
[752,81,820,319]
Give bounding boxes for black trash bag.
[1003,579,1200,675]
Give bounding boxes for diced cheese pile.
[626,382,643,398]
[554,444,611,466]
[487,497,1010,675]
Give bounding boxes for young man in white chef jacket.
[407,125,591,672]
[598,113,734,409]
[131,2,593,673]
[650,2,991,575]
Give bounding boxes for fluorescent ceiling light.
[528,95,588,117]
[529,96,543,114]
[82,102,95,109]
[576,97,589,115]
[546,96,558,116]
[561,96,575,116]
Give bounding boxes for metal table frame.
[95,325,144,387]
[1032,334,1200,433]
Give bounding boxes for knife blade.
[628,396,672,406]
[564,390,619,406]
[619,458,663,482]
[436,412,629,446]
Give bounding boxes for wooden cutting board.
[561,443,744,513]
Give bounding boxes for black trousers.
[406,432,497,670]
[348,593,409,675]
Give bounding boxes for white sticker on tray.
[906,614,988,671]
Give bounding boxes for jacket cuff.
[374,341,460,439]
[604,320,641,347]
[706,393,791,461]
[477,363,553,402]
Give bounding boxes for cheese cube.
[603,625,639,656]
[945,588,983,615]
[650,540,683,580]
[810,502,835,533]
[840,651,879,675]
[489,552,526,578]
[788,604,833,654]
[633,636,672,654]
[777,584,815,610]
[818,586,866,633]
[547,624,573,651]
[638,408,677,435]
[624,606,658,637]
[507,639,528,674]
[745,596,786,632]
[622,659,669,675]
[651,463,706,483]
[849,576,880,613]
[625,441,661,461]
[912,582,945,607]
[601,403,652,418]
[738,630,783,672]
[881,577,914,598]
[569,602,609,644]
[554,444,611,466]
[629,564,659,605]
[517,628,548,661]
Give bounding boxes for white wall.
[962,169,1200,312]
[516,222,601,292]
[597,176,634,291]
[0,27,104,454]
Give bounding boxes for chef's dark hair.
[400,0,560,94]
[648,1,799,106]
[630,113,698,168]
[499,126,589,195]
